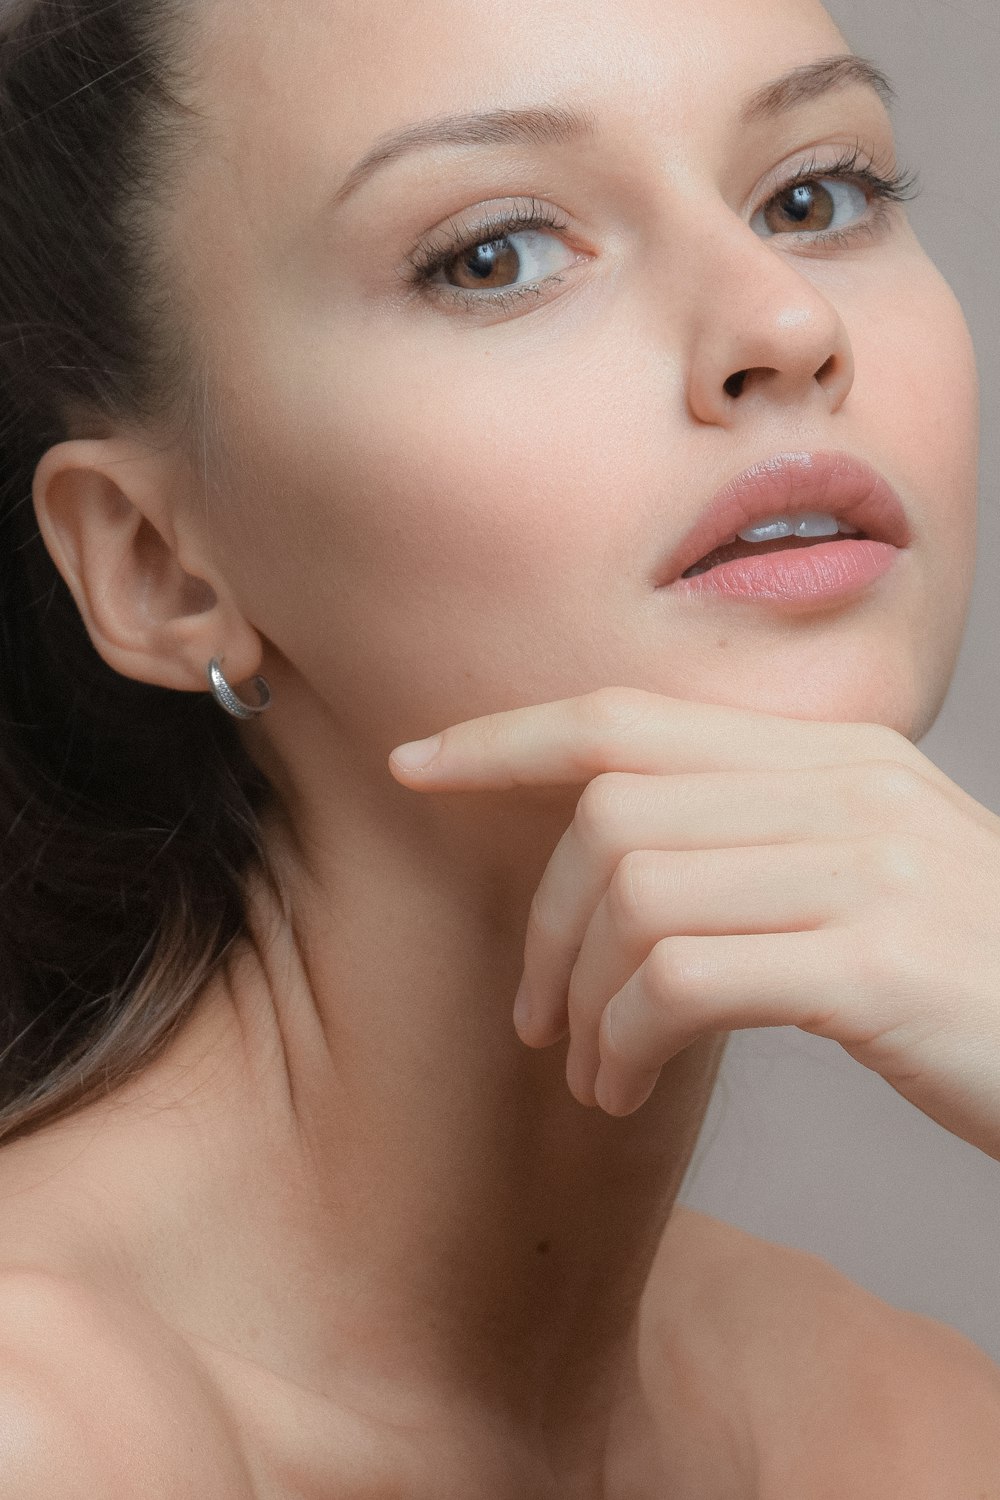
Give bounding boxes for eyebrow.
[329,53,897,210]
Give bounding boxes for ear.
[31,437,264,696]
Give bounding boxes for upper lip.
[656,450,913,587]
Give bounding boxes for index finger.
[388,686,933,790]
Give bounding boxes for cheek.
[860,248,980,705]
[202,235,980,743]
[854,244,980,587]
[207,325,641,715]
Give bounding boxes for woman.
[0,0,998,1492]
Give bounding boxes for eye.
[403,198,581,312]
[749,150,920,248]
[427,226,576,296]
[401,153,918,316]
[753,173,866,237]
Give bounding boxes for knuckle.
[583,686,652,735]
[858,759,928,815]
[607,849,658,933]
[648,935,695,996]
[575,773,631,849]
[864,830,926,888]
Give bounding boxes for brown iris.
[447,239,520,292]
[761,180,839,232]
[763,181,837,234]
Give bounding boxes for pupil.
[784,184,815,224]
[765,181,835,236]
[466,240,506,282]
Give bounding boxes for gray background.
[678,0,1000,1362]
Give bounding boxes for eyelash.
[403,144,921,314]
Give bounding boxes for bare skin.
[10,0,989,1491]
[1,1138,1000,1496]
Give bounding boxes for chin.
[667,668,926,741]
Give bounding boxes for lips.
[655,451,913,588]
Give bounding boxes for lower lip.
[669,538,902,605]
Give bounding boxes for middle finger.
[562,836,868,1104]
[516,759,941,1048]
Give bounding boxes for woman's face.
[171,0,978,771]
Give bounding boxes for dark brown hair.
[0,0,278,1147]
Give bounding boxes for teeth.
[794,512,843,537]
[736,517,796,543]
[736,511,859,543]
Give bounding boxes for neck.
[80,781,727,1472]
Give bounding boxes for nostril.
[724,371,747,398]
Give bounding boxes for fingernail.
[596,1066,658,1116]
[391,734,443,771]
[513,976,535,1033]
[594,1066,624,1114]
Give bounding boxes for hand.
[388,688,1000,1161]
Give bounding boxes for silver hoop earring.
[207,657,272,719]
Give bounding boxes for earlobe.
[30,437,258,696]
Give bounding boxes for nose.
[685,228,856,426]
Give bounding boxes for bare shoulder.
[0,1268,255,1498]
[654,1205,1000,1495]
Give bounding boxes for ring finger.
[563,837,863,1105]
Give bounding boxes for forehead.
[190,0,848,223]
